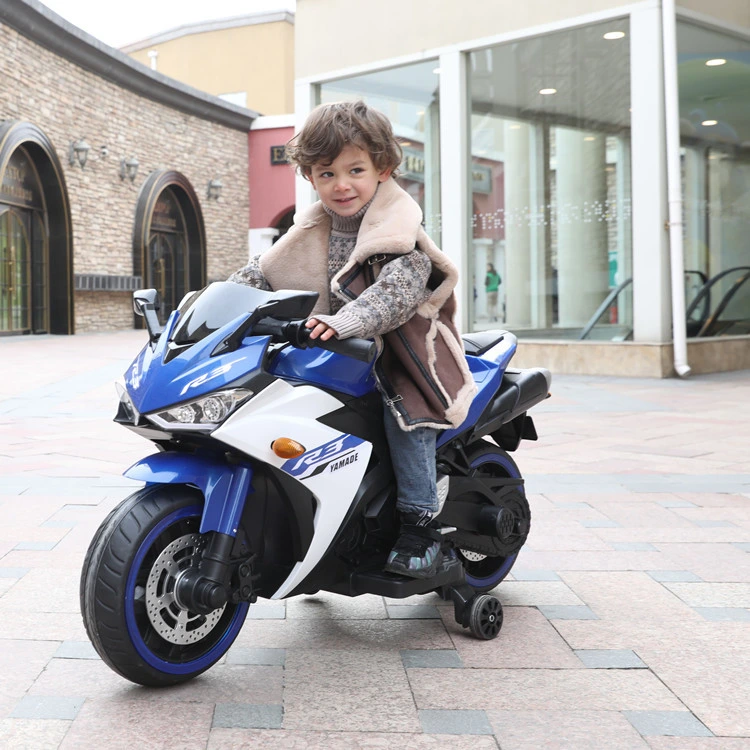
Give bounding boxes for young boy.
[229,101,476,578]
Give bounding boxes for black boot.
[384,511,443,579]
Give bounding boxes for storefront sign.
[471,164,492,194]
[400,147,426,183]
[400,146,492,193]
[0,149,42,209]
[151,189,181,232]
[270,145,288,165]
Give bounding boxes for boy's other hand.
[305,318,338,341]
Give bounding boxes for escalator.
[686,267,750,337]
[579,267,750,340]
[578,278,633,341]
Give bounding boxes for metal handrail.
[696,268,750,337]
[579,269,706,341]
[686,266,750,321]
[578,278,633,340]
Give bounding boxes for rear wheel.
[80,485,248,686]
[453,443,530,593]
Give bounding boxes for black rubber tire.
[454,442,531,593]
[468,594,503,640]
[80,485,248,687]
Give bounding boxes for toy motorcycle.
[80,282,550,686]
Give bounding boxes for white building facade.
[293,0,750,376]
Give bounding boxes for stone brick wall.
[73,291,134,332]
[0,19,250,332]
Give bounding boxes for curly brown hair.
[285,100,402,179]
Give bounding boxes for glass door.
[0,207,32,334]
[147,187,188,324]
[147,231,181,324]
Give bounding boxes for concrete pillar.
[683,146,706,275]
[294,81,316,212]
[424,101,441,241]
[503,121,532,328]
[615,136,633,327]
[555,127,608,328]
[630,3,671,342]
[439,50,469,331]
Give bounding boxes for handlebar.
[253,317,377,364]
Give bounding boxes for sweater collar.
[322,193,374,234]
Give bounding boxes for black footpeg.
[351,556,465,598]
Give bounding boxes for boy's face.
[308,144,391,217]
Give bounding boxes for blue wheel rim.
[462,451,521,589]
[124,504,248,675]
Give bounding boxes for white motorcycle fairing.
[212,378,372,599]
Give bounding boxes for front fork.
[125,451,257,613]
[174,533,257,614]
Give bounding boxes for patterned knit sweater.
[228,193,432,340]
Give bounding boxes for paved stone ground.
[1,331,750,749]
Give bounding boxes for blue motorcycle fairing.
[126,310,271,415]
[124,452,253,537]
[269,345,377,397]
[437,335,517,447]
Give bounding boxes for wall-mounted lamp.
[119,157,139,183]
[207,179,223,201]
[68,139,91,169]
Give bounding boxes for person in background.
[485,262,501,322]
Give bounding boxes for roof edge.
[1,0,260,130]
[121,11,294,53]
[250,114,296,131]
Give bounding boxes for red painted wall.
[248,126,296,228]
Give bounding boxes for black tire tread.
[80,485,223,687]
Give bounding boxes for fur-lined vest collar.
[258,178,457,317]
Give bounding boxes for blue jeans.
[382,396,439,515]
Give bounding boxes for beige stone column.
[555,127,608,328]
[503,122,532,328]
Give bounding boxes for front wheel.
[80,485,248,686]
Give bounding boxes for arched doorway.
[0,121,72,335]
[273,208,295,244]
[134,171,206,324]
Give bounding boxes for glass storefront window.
[678,21,750,337]
[318,61,441,242]
[468,20,632,339]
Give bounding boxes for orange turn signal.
[271,438,306,459]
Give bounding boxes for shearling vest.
[258,178,477,432]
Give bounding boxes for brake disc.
[145,533,225,645]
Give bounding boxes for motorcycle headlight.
[146,388,253,432]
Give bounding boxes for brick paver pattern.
[1,331,749,748]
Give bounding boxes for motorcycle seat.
[462,329,516,356]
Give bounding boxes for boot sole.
[384,553,442,580]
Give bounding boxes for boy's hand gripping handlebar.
[253,317,377,363]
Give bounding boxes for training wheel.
[468,594,503,640]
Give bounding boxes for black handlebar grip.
[315,335,377,363]
[255,318,376,363]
